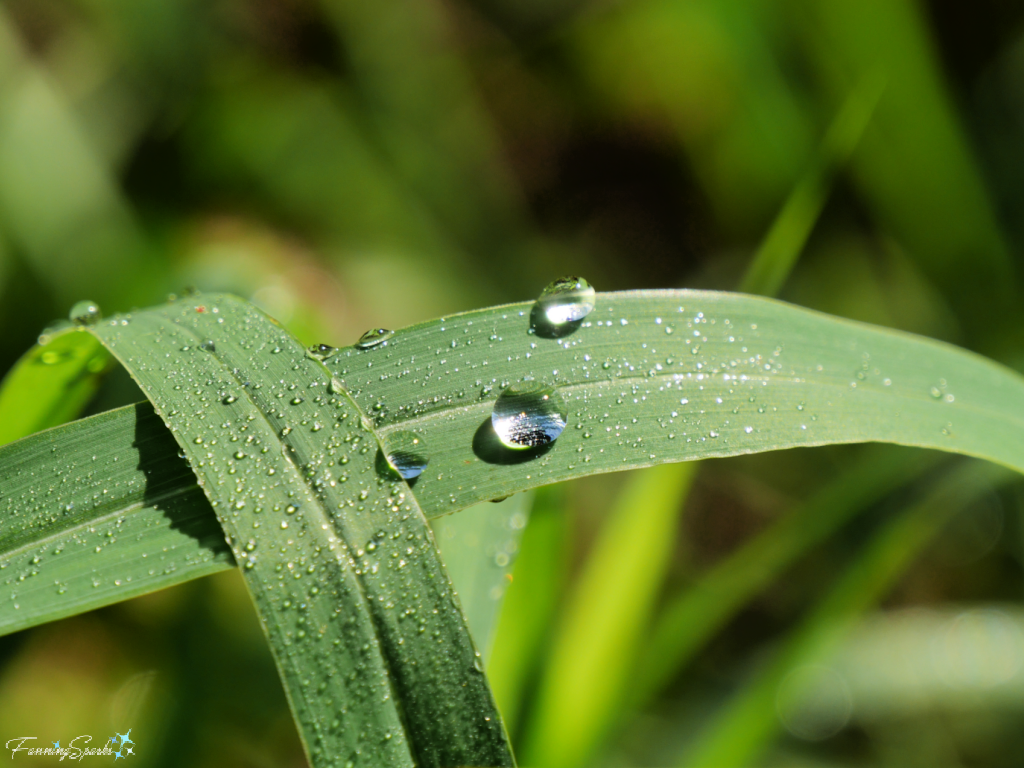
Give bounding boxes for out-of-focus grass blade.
[824,605,1024,716]
[0,9,159,307]
[0,402,230,637]
[431,492,534,661]
[740,75,884,297]
[632,444,939,706]
[793,0,1014,339]
[0,331,112,446]
[520,462,696,768]
[318,0,522,254]
[488,485,569,738]
[78,295,513,768]
[679,460,1015,768]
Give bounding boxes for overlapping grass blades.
[68,295,512,768]
[4,289,1024,764]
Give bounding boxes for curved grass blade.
[0,403,230,636]
[76,295,512,768]
[5,289,1024,645]
[330,289,1024,504]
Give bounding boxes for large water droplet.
[306,343,336,361]
[383,431,429,480]
[492,380,567,449]
[536,277,595,325]
[69,300,101,326]
[356,328,394,349]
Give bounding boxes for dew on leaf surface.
[69,300,102,326]
[382,431,429,480]
[536,276,596,325]
[306,343,337,361]
[356,329,394,349]
[492,380,567,449]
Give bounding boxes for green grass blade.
[740,74,885,297]
[679,460,1015,768]
[4,288,1024,684]
[520,462,696,768]
[330,290,1024,496]
[80,295,512,768]
[487,485,569,738]
[0,403,230,636]
[0,331,112,446]
[632,444,939,706]
[431,492,534,661]
[793,0,1014,335]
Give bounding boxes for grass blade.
[679,460,1014,768]
[80,295,512,768]
[0,403,230,636]
[740,74,885,297]
[431,492,534,661]
[519,462,696,768]
[5,289,1024,644]
[0,331,112,446]
[632,444,939,705]
[487,485,569,738]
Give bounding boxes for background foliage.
[2,1,1024,766]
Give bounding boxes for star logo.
[109,729,134,759]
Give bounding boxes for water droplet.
[200,340,216,353]
[536,276,596,325]
[306,343,336,361]
[69,300,101,325]
[356,328,394,349]
[492,380,567,449]
[382,431,429,480]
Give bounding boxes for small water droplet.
[382,431,429,480]
[492,380,568,449]
[200,340,216,353]
[356,328,394,349]
[69,300,101,325]
[535,276,596,325]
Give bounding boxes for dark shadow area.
[472,415,554,465]
[529,301,585,339]
[134,401,232,563]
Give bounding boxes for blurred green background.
[3,0,1024,766]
